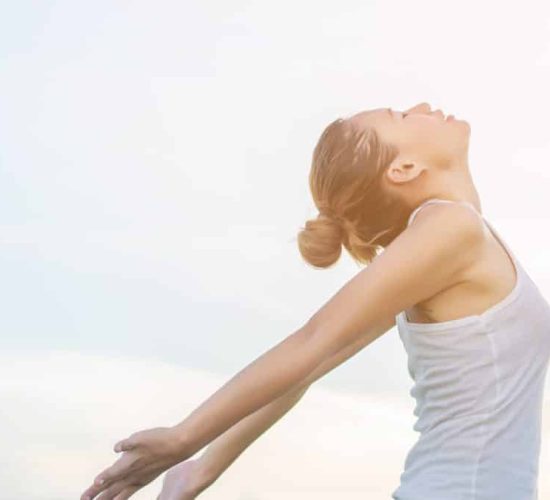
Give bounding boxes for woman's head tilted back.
[297,102,471,269]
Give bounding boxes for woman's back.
[392,198,550,500]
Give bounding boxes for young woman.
[81,102,550,500]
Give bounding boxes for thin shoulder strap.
[407,197,521,269]
[407,198,473,227]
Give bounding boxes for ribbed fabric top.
[392,198,550,500]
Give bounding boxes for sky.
[2,0,550,498]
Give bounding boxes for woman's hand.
[156,459,213,500]
[80,426,189,500]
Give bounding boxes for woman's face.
[349,102,471,170]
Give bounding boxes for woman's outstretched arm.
[170,203,483,458]
[168,312,395,498]
[81,201,484,500]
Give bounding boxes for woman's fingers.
[96,462,163,500]
[92,470,149,500]
[112,484,141,500]
[81,426,184,500]
[88,478,133,500]
[99,452,144,485]
[81,453,143,500]
[114,435,136,453]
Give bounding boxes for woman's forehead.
[363,107,392,117]
[349,107,392,125]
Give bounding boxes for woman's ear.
[385,157,426,185]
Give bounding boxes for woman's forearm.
[172,326,319,459]
[193,323,381,488]
[195,383,308,487]
[172,312,390,464]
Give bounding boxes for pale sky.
[2,1,550,498]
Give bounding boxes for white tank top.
[392,198,550,500]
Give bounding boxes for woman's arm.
[82,202,485,500]
[83,322,390,500]
[170,203,484,458]
[185,312,395,495]
[188,381,308,494]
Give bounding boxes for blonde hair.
[297,116,409,269]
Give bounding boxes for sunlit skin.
[80,102,495,500]
[349,102,481,214]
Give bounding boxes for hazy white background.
[2,1,550,498]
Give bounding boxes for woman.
[81,102,550,499]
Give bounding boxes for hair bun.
[297,213,344,268]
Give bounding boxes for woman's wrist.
[166,426,219,491]
[192,459,218,493]
[169,384,308,494]
[184,458,217,496]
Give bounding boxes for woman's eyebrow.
[386,108,394,118]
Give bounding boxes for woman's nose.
[405,102,431,114]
